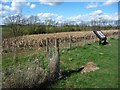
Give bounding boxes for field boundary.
[2,30,119,52]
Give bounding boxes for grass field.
[48,38,119,88]
[2,38,119,88]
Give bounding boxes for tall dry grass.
[2,59,47,88]
[2,30,119,53]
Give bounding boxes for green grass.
[2,48,48,70]
[2,38,119,88]
[49,38,118,88]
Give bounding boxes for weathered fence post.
[55,38,60,78]
[13,38,17,62]
[84,35,86,45]
[48,38,60,80]
[46,38,49,55]
[93,35,96,43]
[69,35,72,49]
[90,34,93,43]
[45,37,50,78]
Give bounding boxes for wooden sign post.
[93,30,108,45]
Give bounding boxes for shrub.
[2,59,47,88]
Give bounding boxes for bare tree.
[27,15,40,34]
[44,19,56,26]
[28,15,39,24]
[4,14,26,37]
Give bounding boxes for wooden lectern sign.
[93,30,108,45]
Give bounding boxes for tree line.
[2,14,119,38]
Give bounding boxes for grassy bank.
[49,38,118,88]
[2,38,119,88]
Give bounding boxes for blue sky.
[24,2,117,17]
[2,2,118,17]
[0,0,119,25]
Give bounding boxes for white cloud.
[2,11,9,15]
[7,0,26,13]
[102,0,118,6]
[36,10,118,25]
[10,1,24,13]
[111,12,118,20]
[86,3,99,8]
[67,10,118,24]
[0,11,9,18]
[56,15,64,23]
[1,0,9,3]
[43,13,55,18]
[56,16,63,21]
[0,5,11,16]
[102,14,112,20]
[37,12,65,24]
[37,13,57,19]
[30,4,36,9]
[3,5,11,11]
[68,15,81,22]
[26,2,36,9]
[0,12,2,16]
[37,13,43,17]
[1,0,36,17]
[26,2,30,6]
[0,4,2,11]
[39,0,62,6]
[1,11,118,25]
[1,0,26,15]
[86,1,119,9]
[90,10,103,15]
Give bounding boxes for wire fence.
[2,30,119,88]
[2,30,119,53]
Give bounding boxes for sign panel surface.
[96,31,106,38]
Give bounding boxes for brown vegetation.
[2,30,118,53]
[81,61,99,74]
[2,60,46,88]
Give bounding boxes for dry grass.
[2,59,47,88]
[2,30,119,53]
[2,30,119,88]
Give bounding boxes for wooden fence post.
[13,38,17,62]
[93,35,96,43]
[55,38,60,78]
[48,38,60,80]
[84,35,86,45]
[90,35,93,43]
[46,38,49,55]
[69,35,72,49]
[46,37,51,79]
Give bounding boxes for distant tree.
[4,14,27,37]
[28,15,39,25]
[44,19,55,26]
[27,15,40,34]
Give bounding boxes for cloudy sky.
[0,0,119,25]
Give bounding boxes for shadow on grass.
[36,67,84,88]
